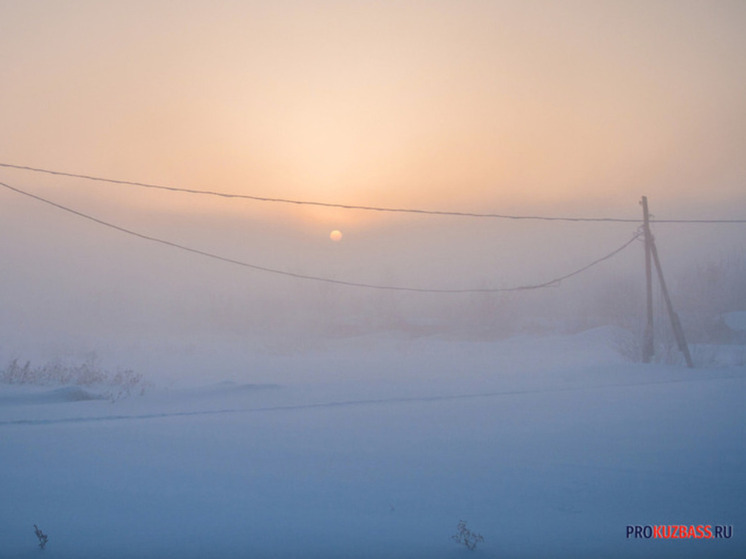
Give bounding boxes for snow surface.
[1,329,744,558]
[724,311,746,333]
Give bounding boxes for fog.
[2,165,743,386]
[2,1,745,385]
[2,4,745,556]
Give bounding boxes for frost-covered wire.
[3,163,744,223]
[1,180,640,293]
[0,162,643,222]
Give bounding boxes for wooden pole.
[649,236,694,368]
[641,196,655,363]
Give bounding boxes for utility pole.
[641,196,654,363]
[649,235,695,368]
[639,196,694,368]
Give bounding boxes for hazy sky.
[1,1,744,220]
[1,1,745,353]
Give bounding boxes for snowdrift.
[1,330,743,558]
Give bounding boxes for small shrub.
[102,369,146,401]
[452,520,484,551]
[33,524,48,550]
[1,356,149,401]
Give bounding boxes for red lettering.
[640,524,727,539]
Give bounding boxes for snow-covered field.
[1,329,744,558]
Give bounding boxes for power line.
[648,218,746,224]
[4,162,745,224]
[5,162,745,224]
[0,162,644,222]
[0,180,641,294]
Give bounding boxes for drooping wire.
[0,180,641,294]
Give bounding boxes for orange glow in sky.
[1,1,745,226]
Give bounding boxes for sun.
[329,229,343,242]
